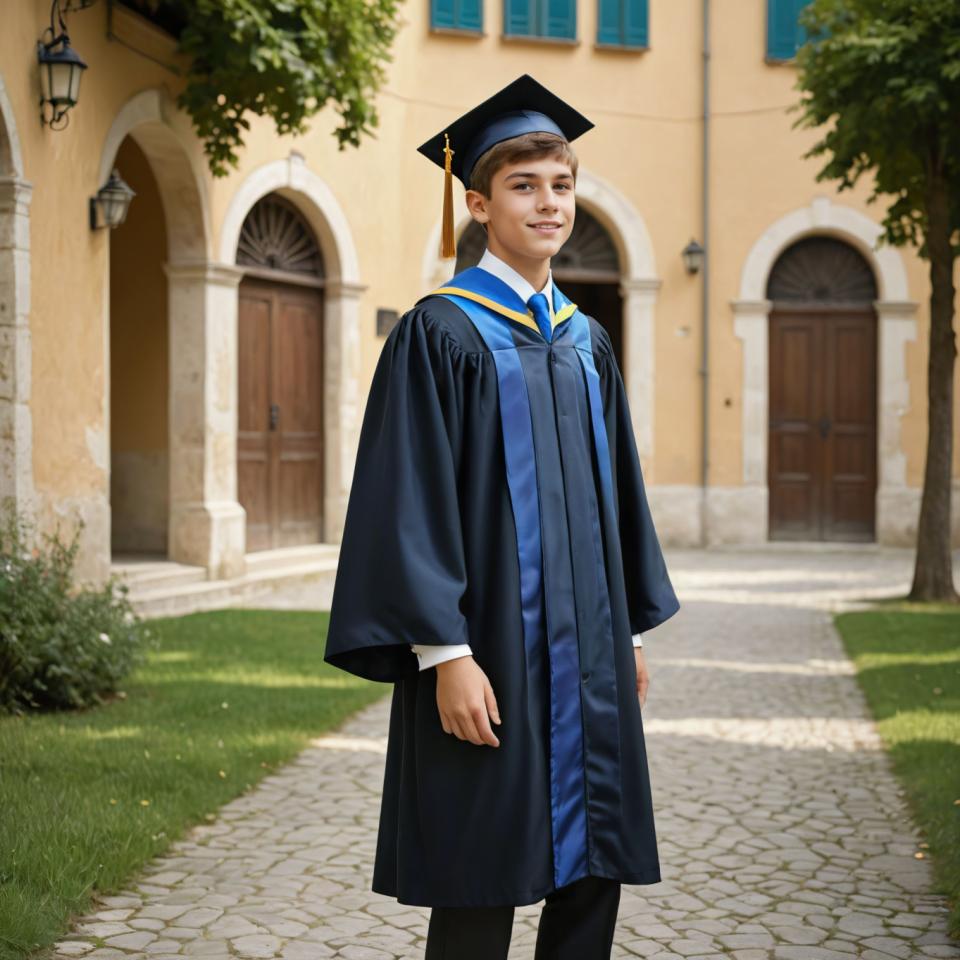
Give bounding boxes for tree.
[791,0,960,601]
[125,0,403,177]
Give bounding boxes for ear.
[464,188,490,226]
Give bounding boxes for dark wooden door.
[238,278,324,551]
[557,280,624,368]
[768,306,877,541]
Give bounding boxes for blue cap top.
[417,74,594,188]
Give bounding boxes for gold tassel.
[440,132,456,259]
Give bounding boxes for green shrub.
[0,505,151,714]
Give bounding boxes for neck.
[486,235,550,292]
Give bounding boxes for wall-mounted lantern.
[37,0,89,130]
[89,169,136,230]
[681,238,705,275]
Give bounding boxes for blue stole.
[422,266,621,890]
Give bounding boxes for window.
[431,0,482,32]
[766,0,813,61]
[597,0,647,48]
[504,0,575,41]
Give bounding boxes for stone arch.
[100,88,210,261]
[419,165,662,471]
[219,154,366,545]
[98,89,244,576]
[728,194,919,545]
[0,68,34,524]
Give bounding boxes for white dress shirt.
[411,246,643,671]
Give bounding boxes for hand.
[435,656,501,747]
[634,647,649,709]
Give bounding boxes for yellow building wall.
[1,0,957,564]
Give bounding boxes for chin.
[518,233,566,257]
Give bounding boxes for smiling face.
[465,153,576,282]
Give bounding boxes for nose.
[538,187,560,211]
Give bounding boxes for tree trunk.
[909,168,959,602]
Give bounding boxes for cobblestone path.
[53,546,960,959]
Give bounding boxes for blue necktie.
[527,291,553,343]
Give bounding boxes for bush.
[0,504,151,714]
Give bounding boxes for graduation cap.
[417,74,594,259]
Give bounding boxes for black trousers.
[424,874,622,960]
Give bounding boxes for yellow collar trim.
[432,287,578,336]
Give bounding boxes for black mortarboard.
[417,74,594,259]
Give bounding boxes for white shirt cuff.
[413,635,640,669]
[411,643,474,671]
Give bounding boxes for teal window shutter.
[432,0,456,28]
[597,0,646,46]
[545,0,575,39]
[505,0,533,34]
[432,0,482,30]
[623,0,647,46]
[597,0,619,44]
[767,0,812,60]
[459,0,482,29]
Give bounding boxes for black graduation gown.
[323,267,680,908]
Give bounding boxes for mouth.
[528,222,562,235]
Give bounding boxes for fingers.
[473,701,500,747]
[437,670,501,747]
[484,680,501,726]
[636,671,649,709]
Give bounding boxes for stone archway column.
[165,260,246,579]
[321,277,365,544]
[727,298,772,545]
[619,277,661,470]
[0,175,34,519]
[875,298,920,545]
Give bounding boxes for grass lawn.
[833,601,960,938]
[0,608,387,960]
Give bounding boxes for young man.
[324,74,680,960]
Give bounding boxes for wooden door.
[238,278,324,551]
[768,306,876,541]
[558,280,624,369]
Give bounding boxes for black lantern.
[681,238,705,275]
[37,0,88,129]
[89,169,136,230]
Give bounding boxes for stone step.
[244,543,340,573]
[110,556,209,593]
[110,546,340,620]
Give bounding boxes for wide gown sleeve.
[596,324,681,635]
[323,307,469,682]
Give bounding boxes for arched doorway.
[235,194,326,551]
[109,136,169,555]
[454,206,624,366]
[766,236,879,541]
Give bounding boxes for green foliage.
[0,506,150,714]
[0,608,382,960]
[834,604,960,936]
[790,0,960,258]
[129,0,403,177]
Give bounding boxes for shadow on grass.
[834,605,960,939]
[0,608,389,960]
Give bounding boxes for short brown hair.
[467,131,578,199]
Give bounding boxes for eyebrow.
[504,171,574,181]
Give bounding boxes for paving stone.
[231,935,283,958]
[53,944,95,956]
[48,549,960,959]
[104,932,157,949]
[144,941,183,954]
